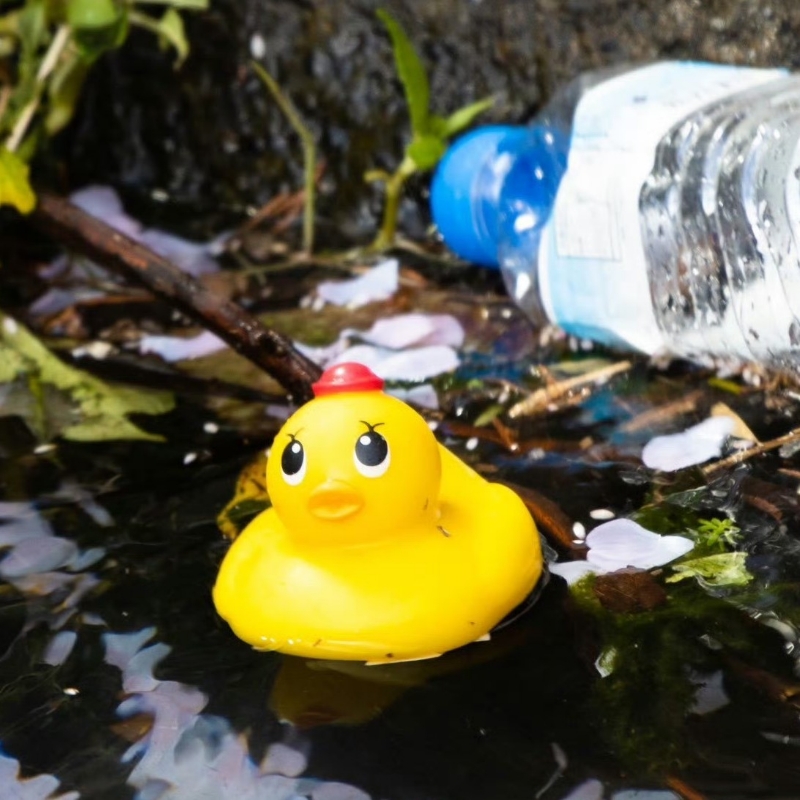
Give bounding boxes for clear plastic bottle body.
[440,62,800,368]
[640,74,800,368]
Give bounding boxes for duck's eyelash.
[287,429,304,441]
[359,421,385,432]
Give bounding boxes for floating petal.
[316,259,398,308]
[642,416,734,472]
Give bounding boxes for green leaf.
[153,8,188,66]
[376,8,429,137]
[666,552,753,588]
[16,0,47,99]
[70,0,129,62]
[0,147,36,213]
[132,0,208,8]
[67,0,120,29]
[405,134,446,172]
[438,96,495,138]
[45,52,90,135]
[0,313,174,442]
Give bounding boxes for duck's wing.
[436,443,487,508]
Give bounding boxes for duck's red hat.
[312,362,384,397]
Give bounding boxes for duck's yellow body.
[213,363,542,662]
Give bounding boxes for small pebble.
[427,420,439,431]
[589,508,615,521]
[250,33,266,59]
[3,316,18,334]
[33,443,57,455]
[72,341,113,360]
[572,521,586,540]
[183,452,197,465]
[465,437,479,451]
[63,687,80,696]
[203,422,219,434]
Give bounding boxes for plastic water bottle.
[431,61,800,370]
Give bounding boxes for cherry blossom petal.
[332,345,459,381]
[642,416,734,472]
[548,560,596,585]
[585,519,694,572]
[139,330,226,362]
[345,313,464,349]
[316,259,398,308]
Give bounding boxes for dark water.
[3,366,800,800]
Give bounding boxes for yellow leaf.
[711,402,759,444]
[217,451,270,539]
[0,147,36,214]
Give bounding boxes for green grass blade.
[440,96,495,138]
[376,8,429,136]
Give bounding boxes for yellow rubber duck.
[213,362,543,662]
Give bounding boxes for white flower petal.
[139,330,226,362]
[139,229,219,277]
[0,537,79,578]
[561,779,604,800]
[388,384,439,410]
[642,416,735,472]
[549,561,599,585]
[316,259,398,308]
[261,742,307,777]
[585,519,694,572]
[346,313,465,349]
[42,630,78,666]
[332,345,459,381]
[689,669,730,716]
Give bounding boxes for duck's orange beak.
[308,480,364,520]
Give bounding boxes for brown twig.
[702,426,800,476]
[31,192,322,403]
[508,360,633,419]
[618,390,704,433]
[665,776,708,800]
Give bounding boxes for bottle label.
[538,61,787,353]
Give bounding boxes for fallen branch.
[702,426,800,476]
[509,360,633,419]
[31,192,321,403]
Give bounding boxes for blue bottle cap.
[431,125,529,268]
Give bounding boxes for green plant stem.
[128,10,163,35]
[371,155,416,251]
[6,24,71,153]
[251,61,316,255]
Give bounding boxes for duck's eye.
[354,430,390,478]
[281,439,306,485]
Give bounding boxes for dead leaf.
[593,569,668,614]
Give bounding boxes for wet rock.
[60,0,800,243]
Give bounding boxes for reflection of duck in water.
[269,597,546,727]
[214,363,543,662]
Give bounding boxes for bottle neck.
[487,125,568,325]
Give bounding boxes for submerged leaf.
[0,147,36,213]
[667,552,753,588]
[0,313,173,442]
[377,9,429,137]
